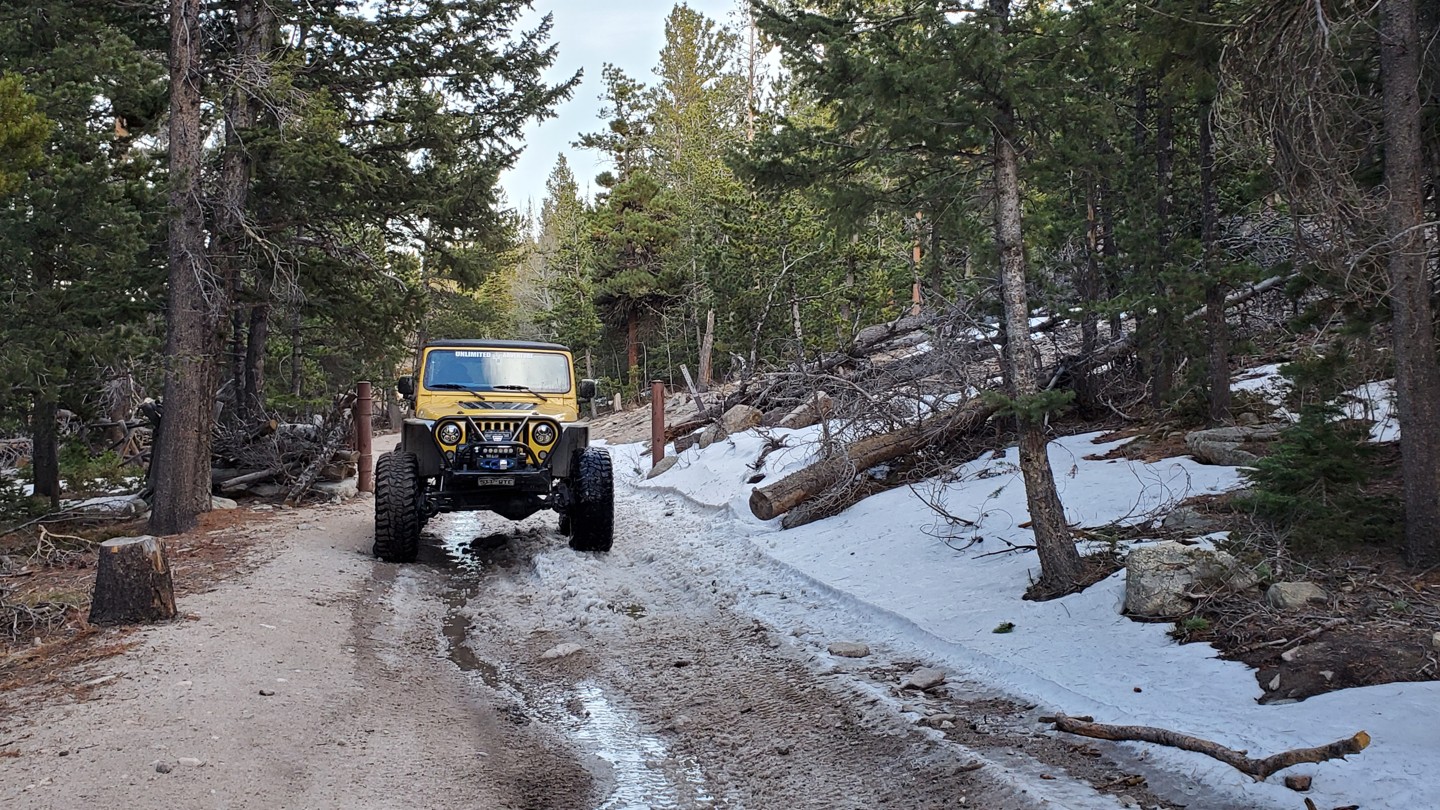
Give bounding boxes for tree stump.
[88,535,177,625]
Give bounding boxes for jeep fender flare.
[550,424,589,478]
[401,418,445,477]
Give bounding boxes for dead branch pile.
[0,439,31,470]
[665,274,1295,528]
[210,393,358,502]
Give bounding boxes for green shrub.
[57,444,132,495]
[0,470,49,525]
[1238,404,1399,553]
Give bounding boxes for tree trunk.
[987,3,1083,592]
[626,309,639,373]
[698,308,714,389]
[215,1,276,425]
[88,535,177,625]
[150,0,216,536]
[1076,188,1102,414]
[1381,0,1440,567]
[243,301,270,420]
[289,304,303,398]
[30,396,60,508]
[1149,93,1176,409]
[1199,98,1230,425]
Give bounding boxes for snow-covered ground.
[605,369,1429,810]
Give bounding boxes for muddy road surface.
[2,461,1229,809]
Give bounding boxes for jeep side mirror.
[396,376,415,397]
[578,378,597,401]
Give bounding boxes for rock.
[827,641,871,658]
[1184,423,1287,466]
[719,404,763,434]
[209,495,239,510]
[540,642,583,660]
[1284,774,1312,792]
[1432,631,1440,651]
[177,757,205,767]
[313,477,359,501]
[1185,435,1260,466]
[674,432,702,454]
[1124,541,1260,618]
[646,457,679,479]
[1161,506,1220,535]
[901,667,947,691]
[1266,581,1329,610]
[696,423,725,450]
[249,483,286,498]
[919,713,957,728]
[258,688,275,696]
[155,761,173,774]
[1236,412,1261,426]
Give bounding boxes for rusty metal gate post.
[650,379,665,468]
[356,381,374,493]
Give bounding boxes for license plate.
[475,477,514,487]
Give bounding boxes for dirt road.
[1,443,1210,809]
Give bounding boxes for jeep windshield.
[422,349,572,394]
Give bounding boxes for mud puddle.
[430,514,721,810]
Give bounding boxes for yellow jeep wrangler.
[374,339,612,562]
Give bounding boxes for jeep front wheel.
[374,451,422,562]
[568,448,614,552]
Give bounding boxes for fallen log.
[1047,714,1368,781]
[88,535,176,625]
[219,466,282,492]
[749,397,1000,521]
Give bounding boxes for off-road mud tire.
[373,451,422,563]
[568,448,614,552]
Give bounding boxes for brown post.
[650,379,666,467]
[356,381,374,493]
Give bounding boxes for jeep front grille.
[468,419,522,442]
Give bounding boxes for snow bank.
[619,407,1430,809]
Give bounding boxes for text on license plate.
[475,477,514,487]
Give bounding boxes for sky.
[500,0,744,212]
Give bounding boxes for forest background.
[0,0,1435,578]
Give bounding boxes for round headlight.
[437,422,463,446]
[531,422,557,446]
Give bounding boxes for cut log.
[749,397,1000,521]
[88,535,177,625]
[1048,714,1368,781]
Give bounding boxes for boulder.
[1184,423,1288,466]
[313,477,359,501]
[696,423,725,450]
[1161,506,1221,535]
[901,667,947,690]
[1265,581,1329,610]
[719,404,763,434]
[1124,541,1260,618]
[646,456,679,479]
[827,641,871,658]
[209,495,239,510]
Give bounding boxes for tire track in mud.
[422,492,1113,810]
